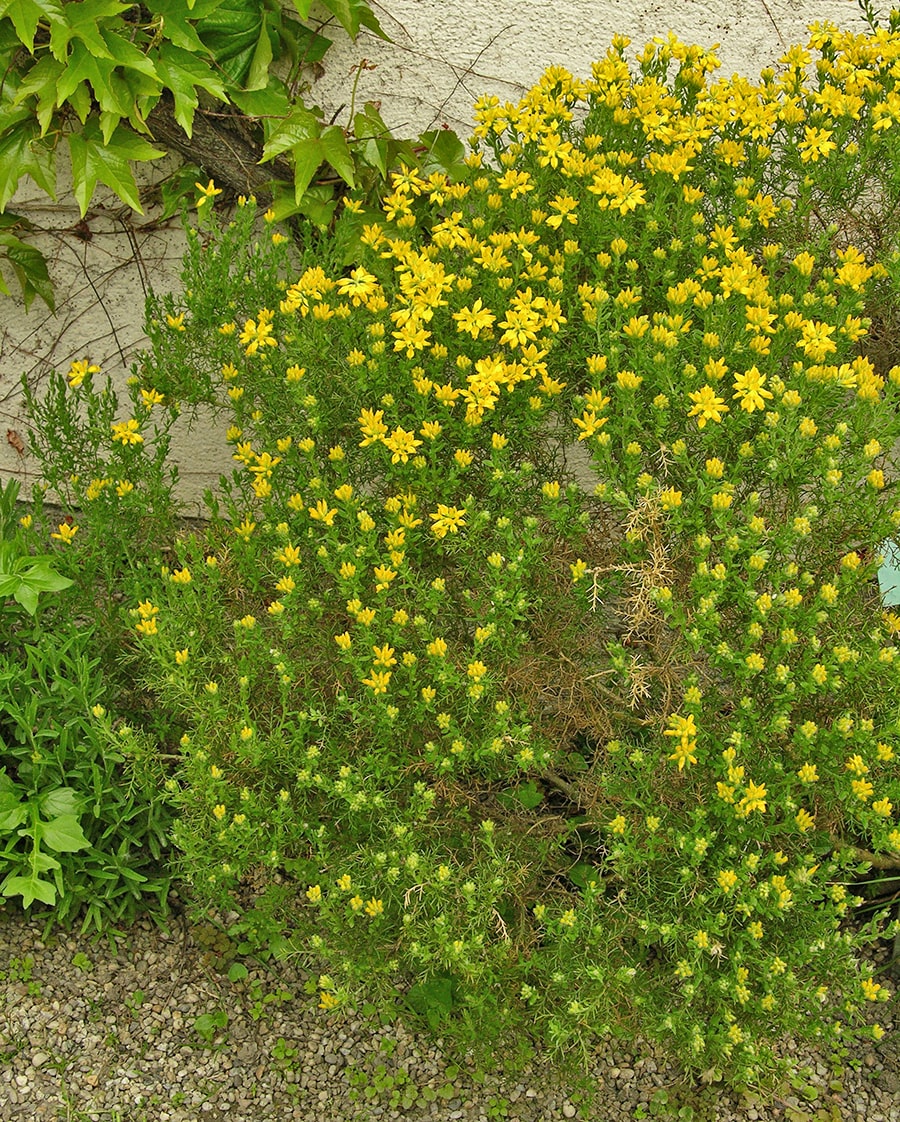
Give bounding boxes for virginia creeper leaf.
[291,138,324,202]
[154,43,229,136]
[261,105,321,162]
[68,120,165,216]
[319,124,355,187]
[0,0,64,53]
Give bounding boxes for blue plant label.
[877,538,900,606]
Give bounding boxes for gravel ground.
[0,901,898,1122]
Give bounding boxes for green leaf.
[229,82,290,119]
[227,962,248,982]
[38,813,90,853]
[319,0,388,41]
[279,16,331,65]
[419,127,466,176]
[1,872,56,907]
[0,789,27,833]
[194,0,264,87]
[39,788,82,817]
[0,233,54,311]
[246,14,273,91]
[144,0,212,55]
[67,120,165,216]
[287,0,314,17]
[291,138,324,203]
[319,124,355,187]
[100,26,160,84]
[0,118,40,209]
[20,559,72,593]
[48,0,132,61]
[12,53,64,133]
[55,42,120,111]
[0,0,64,53]
[261,105,321,163]
[154,43,229,136]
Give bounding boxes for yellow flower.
[306,884,323,903]
[659,488,682,510]
[195,179,223,205]
[67,359,100,388]
[308,499,338,525]
[732,366,773,412]
[687,385,728,428]
[51,522,78,544]
[175,649,189,665]
[429,504,466,539]
[364,897,384,917]
[111,419,144,446]
[717,869,738,893]
[570,559,588,582]
[212,804,226,820]
[362,670,391,694]
[664,712,698,770]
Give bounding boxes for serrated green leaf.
[0,233,54,310]
[56,42,119,111]
[0,0,64,53]
[0,118,38,209]
[99,26,161,84]
[319,124,355,187]
[66,79,91,123]
[144,0,210,55]
[291,137,324,202]
[68,119,165,216]
[39,813,90,853]
[48,0,133,61]
[12,53,63,118]
[261,105,320,163]
[1,872,56,907]
[154,43,229,136]
[319,0,387,41]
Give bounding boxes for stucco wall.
[0,0,871,512]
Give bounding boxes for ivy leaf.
[99,26,161,85]
[154,43,229,136]
[0,0,64,53]
[419,127,466,177]
[260,104,321,163]
[68,119,165,216]
[319,124,355,187]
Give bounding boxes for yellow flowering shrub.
[26,15,900,1091]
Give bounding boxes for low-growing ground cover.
[4,9,900,1097]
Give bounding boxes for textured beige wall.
[0,0,870,512]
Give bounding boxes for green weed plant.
[19,14,900,1087]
